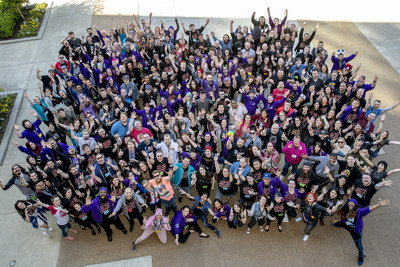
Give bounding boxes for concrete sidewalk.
[0,1,93,267]
[1,0,400,266]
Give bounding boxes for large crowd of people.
[1,7,399,266]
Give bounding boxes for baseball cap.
[263,173,271,179]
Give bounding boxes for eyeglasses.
[338,141,344,143]
[250,132,256,135]
[96,156,103,160]
[154,174,161,177]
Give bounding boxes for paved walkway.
[0,1,93,267]
[1,0,400,266]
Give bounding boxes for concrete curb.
[0,1,53,45]
[0,90,24,165]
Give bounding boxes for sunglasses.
[250,132,256,134]
[96,156,103,160]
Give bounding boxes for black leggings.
[286,205,298,218]
[334,222,364,257]
[266,215,284,226]
[304,222,317,235]
[247,216,266,229]
[76,216,99,231]
[127,210,144,226]
[172,221,203,244]
[100,215,126,237]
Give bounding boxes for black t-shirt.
[303,203,326,223]
[180,166,189,187]
[99,163,112,182]
[153,157,170,174]
[82,150,97,169]
[227,143,248,164]
[201,155,214,172]
[370,167,388,184]
[252,168,264,183]
[193,201,203,217]
[338,161,362,187]
[351,180,377,207]
[217,173,237,195]
[98,134,117,157]
[41,75,60,90]
[239,181,258,202]
[269,74,288,90]
[293,169,319,193]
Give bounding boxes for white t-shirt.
[334,143,352,161]
[48,205,70,225]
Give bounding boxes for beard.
[26,125,35,132]
[353,129,362,136]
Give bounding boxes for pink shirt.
[282,141,307,165]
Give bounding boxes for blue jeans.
[282,160,299,176]
[194,214,216,231]
[57,222,71,237]
[161,196,177,215]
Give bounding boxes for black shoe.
[358,255,365,265]
[178,197,183,203]
[319,217,324,226]
[278,226,282,232]
[97,227,101,234]
[91,229,96,236]
[122,228,128,235]
[129,225,134,232]
[107,235,112,242]
[132,242,137,252]
[215,228,221,238]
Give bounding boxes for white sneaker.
[303,235,309,241]
[47,227,53,232]
[43,230,51,238]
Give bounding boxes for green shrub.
[0,7,18,38]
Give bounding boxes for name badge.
[128,209,133,212]
[103,210,109,215]
[202,185,208,189]
[223,187,228,190]
[245,194,250,198]
[82,215,87,221]
[292,154,297,158]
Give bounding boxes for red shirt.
[272,88,289,108]
[131,127,153,143]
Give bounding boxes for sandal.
[246,228,250,234]
[259,226,264,232]
[265,226,269,232]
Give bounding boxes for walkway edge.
[0,90,24,165]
